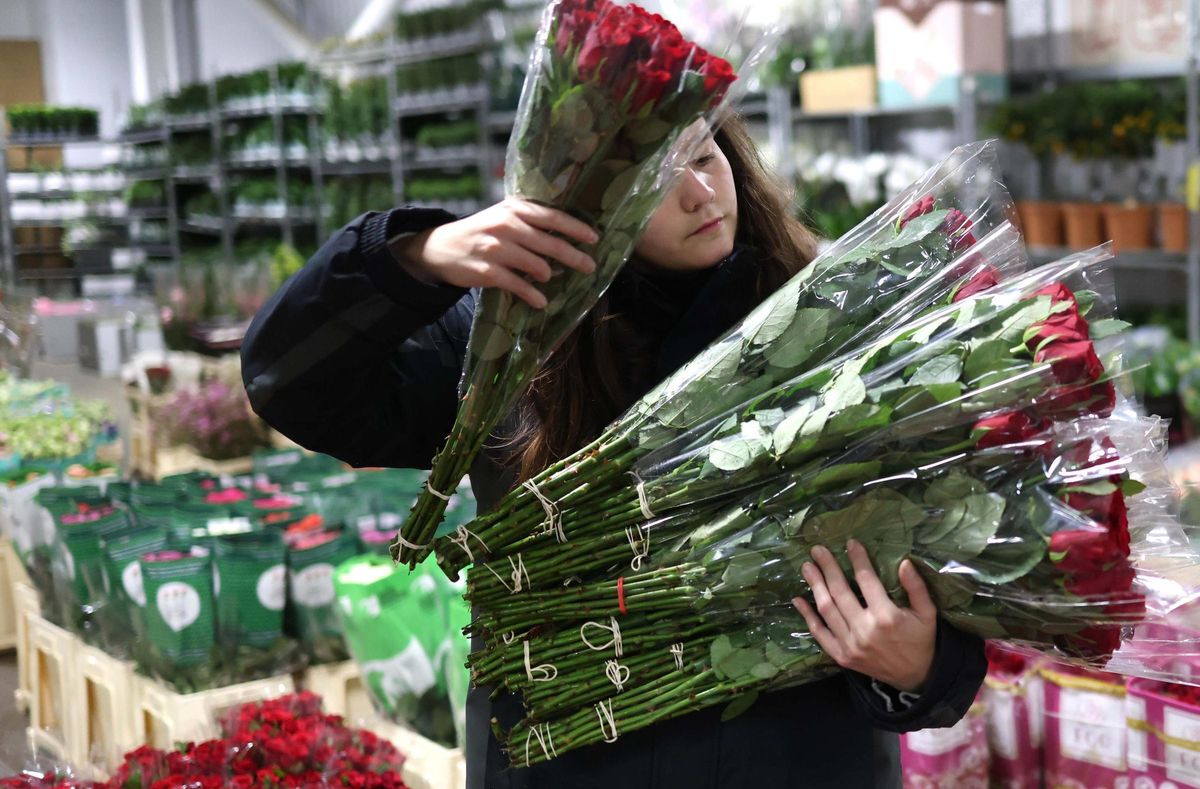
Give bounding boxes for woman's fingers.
[511,200,599,247]
[494,241,555,284]
[511,221,598,274]
[482,264,548,309]
[801,558,852,641]
[846,540,893,610]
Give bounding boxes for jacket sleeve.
[240,207,474,470]
[843,619,986,732]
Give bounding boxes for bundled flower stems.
[393,0,764,565]
[416,142,1200,765]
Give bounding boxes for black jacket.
[241,208,988,789]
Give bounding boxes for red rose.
[1035,340,1104,385]
[231,776,254,788]
[1066,563,1136,597]
[899,195,936,228]
[972,411,1046,449]
[1035,380,1116,419]
[985,642,1029,676]
[699,56,736,100]
[1067,624,1123,657]
[941,208,977,252]
[1036,283,1076,305]
[953,266,999,302]
[1049,527,1126,575]
[1064,488,1130,555]
[1026,308,1091,350]
[630,65,674,111]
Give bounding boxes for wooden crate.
[369,716,466,789]
[132,672,295,748]
[0,537,22,651]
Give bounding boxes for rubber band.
[617,576,627,615]
[595,699,619,743]
[447,525,489,564]
[604,660,630,691]
[580,617,624,658]
[523,640,558,683]
[424,479,452,501]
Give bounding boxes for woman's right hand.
[391,198,600,309]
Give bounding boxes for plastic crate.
[0,538,20,651]
[27,610,82,762]
[301,660,375,722]
[77,642,138,776]
[368,716,466,789]
[12,581,40,714]
[132,672,295,748]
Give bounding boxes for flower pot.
[1015,201,1065,249]
[1101,203,1155,253]
[1061,203,1105,250]
[1159,202,1189,253]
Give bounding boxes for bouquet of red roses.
[393,0,767,565]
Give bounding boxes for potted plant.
[798,2,876,114]
[989,91,1065,248]
[1157,80,1189,253]
[1094,81,1160,252]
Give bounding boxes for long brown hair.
[503,113,819,481]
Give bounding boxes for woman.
[241,114,986,788]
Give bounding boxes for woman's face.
[634,133,738,272]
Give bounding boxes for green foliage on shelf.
[325,78,390,141]
[406,172,481,202]
[184,191,220,218]
[8,105,100,138]
[323,176,394,229]
[393,0,498,40]
[165,83,212,117]
[225,117,310,153]
[413,119,480,148]
[230,176,315,207]
[396,54,483,93]
[216,62,320,103]
[123,101,164,134]
[170,133,215,166]
[125,180,166,207]
[987,79,1178,159]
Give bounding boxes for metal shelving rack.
[0,111,136,290]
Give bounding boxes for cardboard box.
[875,0,1008,108]
[800,65,877,114]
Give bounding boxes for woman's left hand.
[792,539,938,693]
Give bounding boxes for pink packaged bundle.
[900,699,989,789]
[1041,662,1129,788]
[982,643,1044,789]
[1126,677,1200,788]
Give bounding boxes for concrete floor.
[1,360,134,775]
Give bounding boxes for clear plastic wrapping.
[394,0,779,565]
[435,140,1027,580]
[450,233,1200,764]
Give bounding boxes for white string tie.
[447,525,489,564]
[523,640,558,683]
[424,479,452,501]
[525,723,557,766]
[632,473,655,520]
[580,617,623,658]
[605,659,630,691]
[670,642,684,670]
[522,479,566,543]
[595,699,619,743]
[625,524,650,570]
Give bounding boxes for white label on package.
[1126,695,1147,771]
[906,715,974,756]
[1059,687,1126,770]
[1165,706,1200,787]
[987,690,1018,760]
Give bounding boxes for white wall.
[0,0,41,37]
[193,0,312,78]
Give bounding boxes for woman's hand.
[792,540,937,693]
[392,198,599,309]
